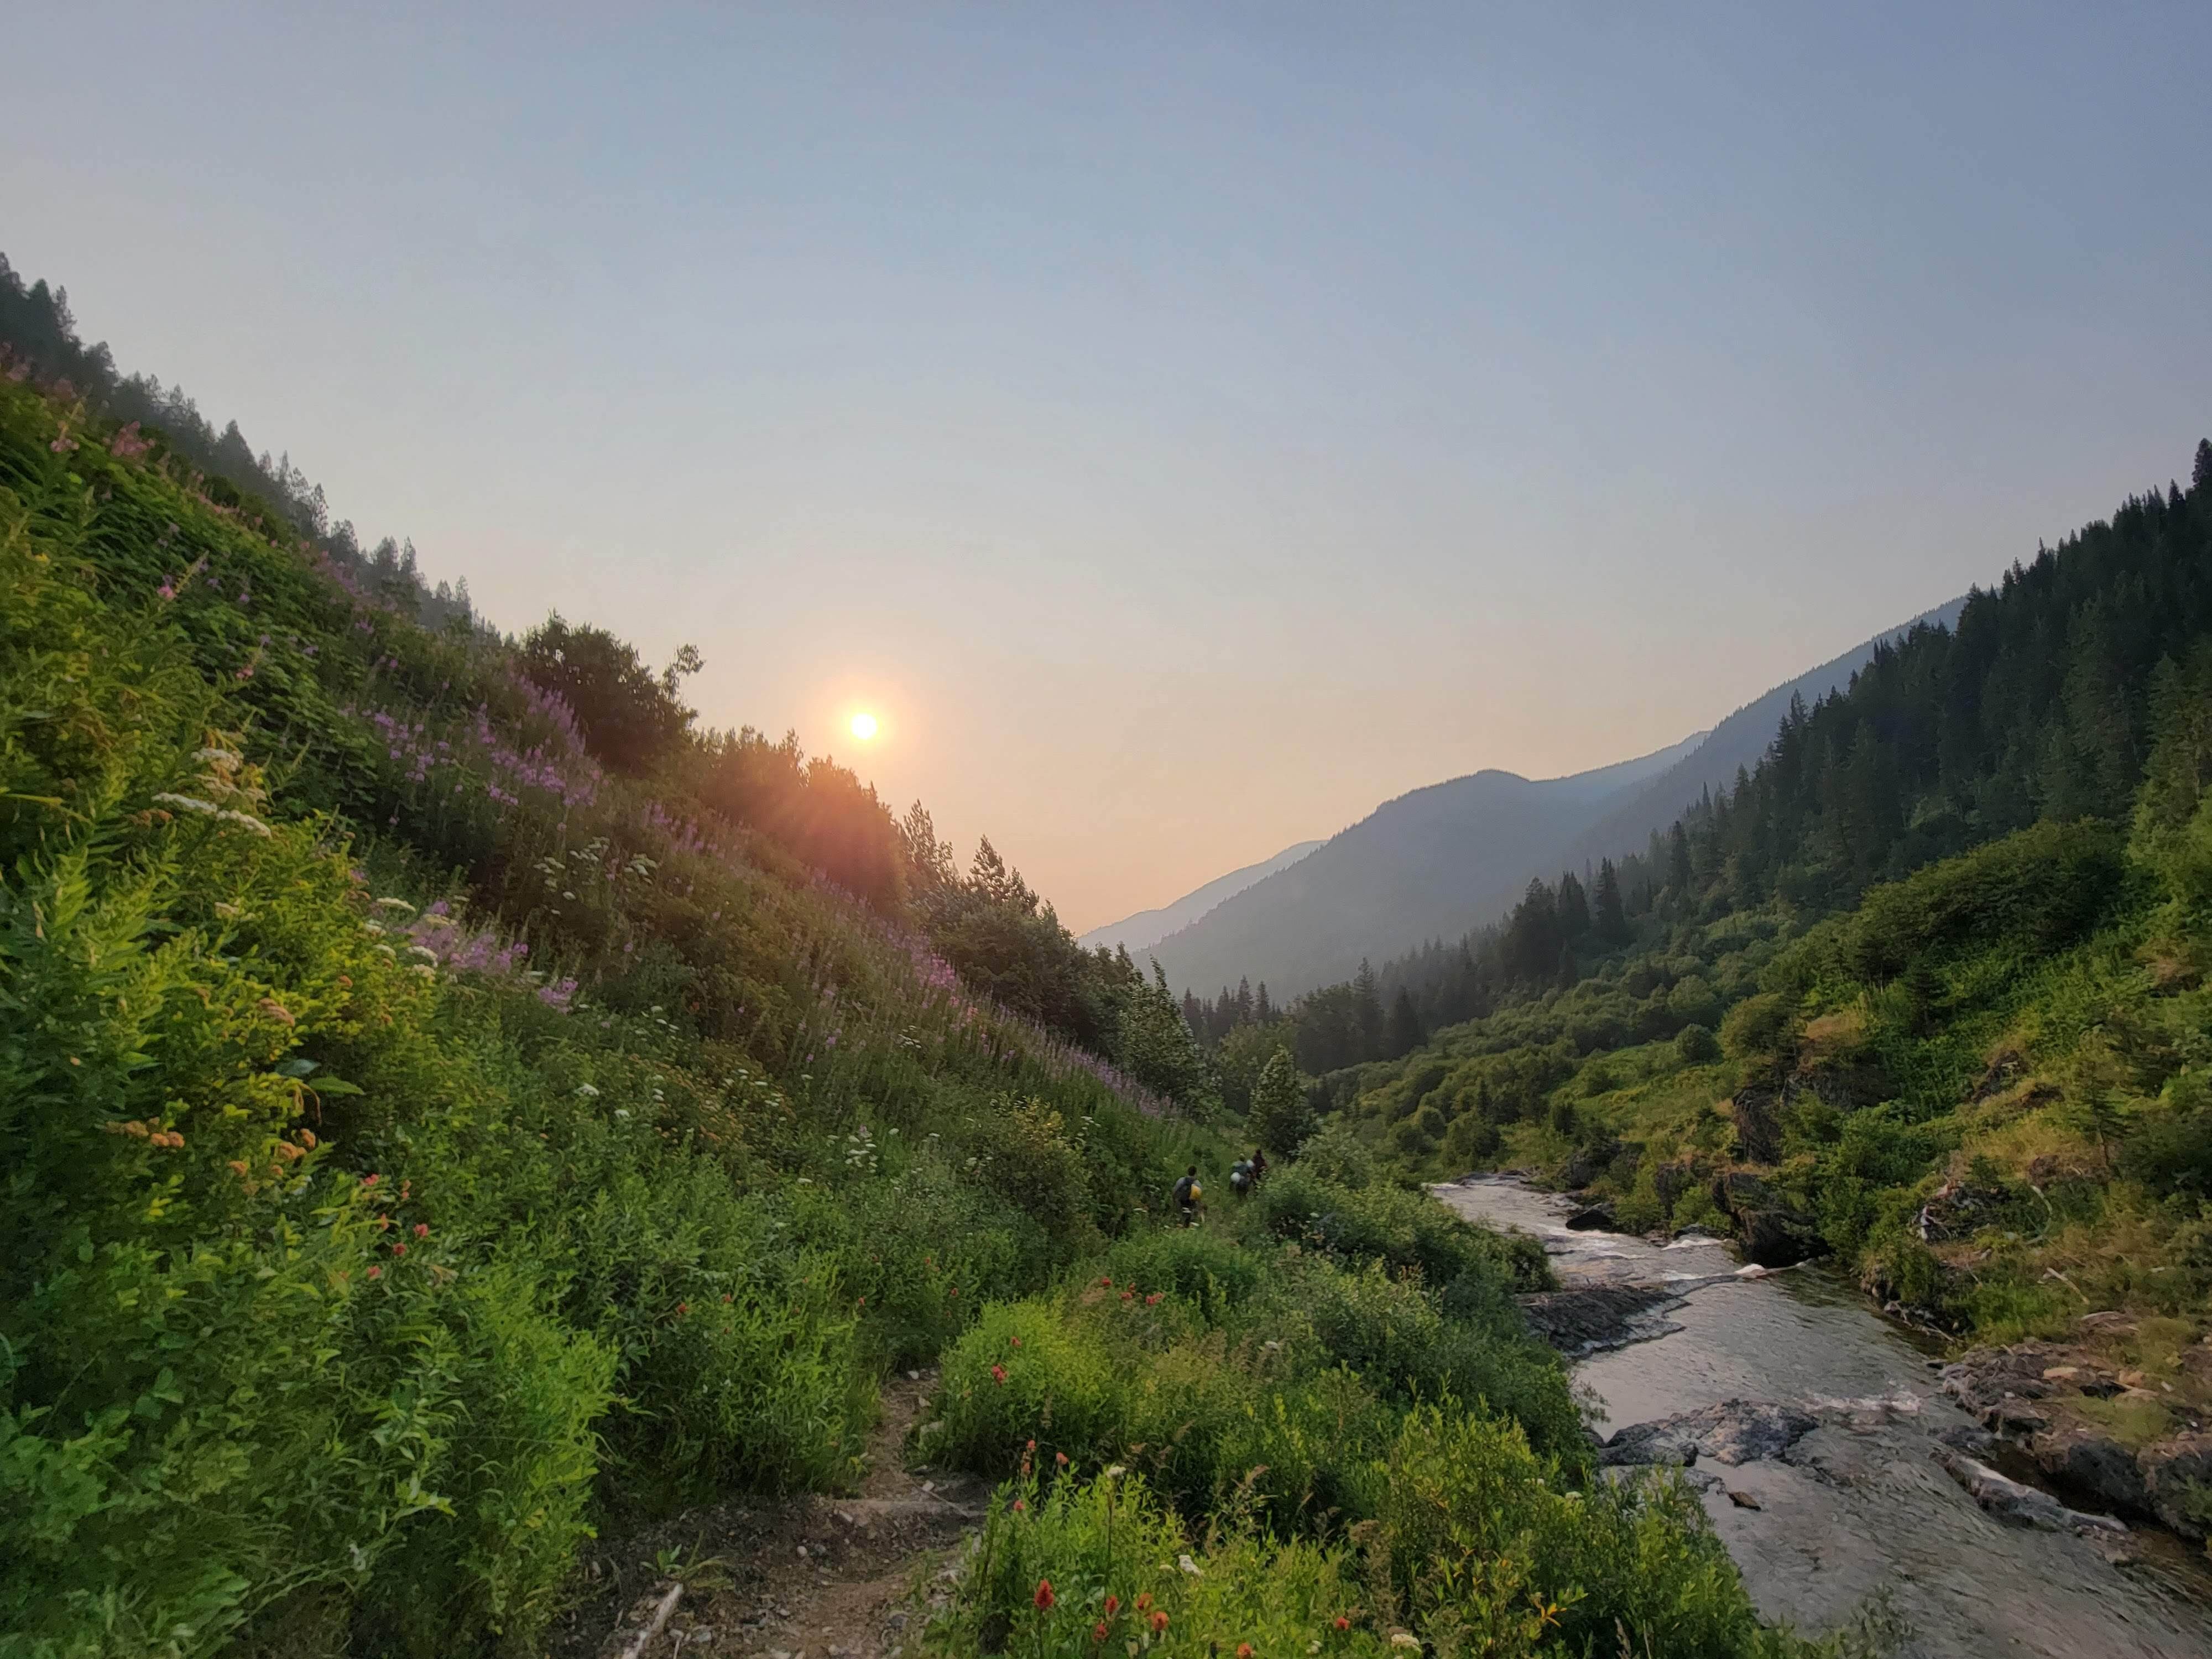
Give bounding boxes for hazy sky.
[6,3,2209,930]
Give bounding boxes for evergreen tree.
[1248,1048,1318,1156]
[1592,858,1629,945]
[1352,959,1385,1058]
[1556,870,1590,940]
[1383,987,1426,1058]
[1667,821,1694,900]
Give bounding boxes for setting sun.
[849,712,879,742]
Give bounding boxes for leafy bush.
[1720,992,1797,1063]
[1843,821,2127,982]
[517,613,696,775]
[1676,1022,1721,1064]
[927,1469,1390,1659]
[928,1413,1812,1659]
[1254,1169,1551,1293]
[1365,1406,1797,1657]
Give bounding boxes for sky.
[5,3,2209,932]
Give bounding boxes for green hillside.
[1295,448,2212,1370]
[0,305,1846,1658]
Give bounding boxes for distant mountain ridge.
[1550,596,1969,889]
[1138,597,1968,999]
[1079,839,1323,959]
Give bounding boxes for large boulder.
[1599,1400,1817,1468]
[2141,1433,2212,1538]
[2029,1419,2152,1517]
[1728,1088,1783,1165]
[1557,1138,1624,1192]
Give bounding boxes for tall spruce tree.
[1593,858,1629,945]
[1383,987,1426,1058]
[1556,870,1590,940]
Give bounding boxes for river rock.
[1717,1171,1824,1267]
[1598,1428,1698,1467]
[1599,1399,1818,1467]
[1934,1423,2003,1460]
[1938,1344,2058,1416]
[1933,1446,2129,1537]
[1557,1139,1624,1191]
[1517,1285,1682,1356]
[2140,1433,2212,1538]
[2030,1420,2153,1516]
[1728,1088,1784,1165]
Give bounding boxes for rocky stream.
[1437,1176,2212,1658]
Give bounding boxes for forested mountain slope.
[1145,761,1653,1001]
[1553,594,1968,898]
[1141,602,1963,1003]
[1314,444,2212,1394]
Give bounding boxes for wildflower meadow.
[0,361,1830,1658]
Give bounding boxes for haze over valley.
[6,9,2211,1658]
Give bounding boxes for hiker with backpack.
[1171,1165,1204,1226]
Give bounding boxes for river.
[1436,1176,2212,1658]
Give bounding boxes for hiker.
[1229,1157,1254,1198]
[1172,1164,1203,1226]
[1249,1147,1268,1185]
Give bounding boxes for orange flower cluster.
[104,1119,184,1148]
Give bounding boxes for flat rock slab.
[1599,1400,1820,1467]
[1518,1285,1684,1357]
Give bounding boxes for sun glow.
[849,712,879,742]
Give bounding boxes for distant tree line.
[0,252,480,633]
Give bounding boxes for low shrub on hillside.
[927,1415,1810,1659]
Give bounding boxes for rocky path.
[552,1371,987,1659]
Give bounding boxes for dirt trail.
[552,1371,988,1659]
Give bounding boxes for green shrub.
[1366,1405,1793,1656]
[1675,1022,1721,1064]
[1844,821,2127,982]
[1720,992,1797,1063]
[1102,1228,1265,1323]
[561,1162,864,1503]
[1255,1169,1550,1292]
[927,1470,1390,1659]
[931,1415,1809,1659]
[1294,1260,1585,1469]
[930,1300,1130,1477]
